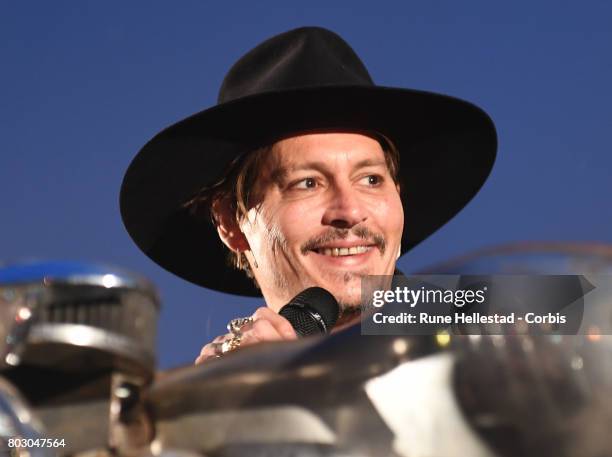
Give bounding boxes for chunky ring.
[220,334,242,355]
[227,316,254,336]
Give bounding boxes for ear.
[211,198,250,253]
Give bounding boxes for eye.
[360,175,383,186]
[292,177,318,189]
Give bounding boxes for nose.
[321,182,367,229]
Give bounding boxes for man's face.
[237,132,404,314]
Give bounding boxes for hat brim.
[120,85,497,297]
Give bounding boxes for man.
[119,27,497,364]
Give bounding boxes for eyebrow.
[271,158,387,183]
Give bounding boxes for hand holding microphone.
[195,287,339,364]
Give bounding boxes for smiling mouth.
[312,246,374,257]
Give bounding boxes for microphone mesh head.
[280,287,339,336]
[278,305,322,336]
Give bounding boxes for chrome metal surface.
[147,243,612,457]
[4,246,612,456]
[0,260,159,380]
[0,260,161,456]
[0,285,33,369]
[25,324,154,375]
[423,242,612,457]
[109,373,153,457]
[0,376,53,457]
[147,326,443,456]
[35,398,110,456]
[453,334,612,457]
[147,326,439,415]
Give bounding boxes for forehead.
[266,132,386,170]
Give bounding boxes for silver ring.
[220,334,242,355]
[228,316,254,336]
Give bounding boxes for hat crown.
[219,27,374,103]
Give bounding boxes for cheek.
[269,200,323,247]
[391,194,405,233]
[369,192,404,236]
[243,201,322,257]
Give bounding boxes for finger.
[213,334,227,343]
[194,342,220,365]
[242,318,285,345]
[195,322,275,365]
[252,307,297,340]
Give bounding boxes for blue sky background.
[2,1,611,368]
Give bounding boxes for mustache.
[300,226,386,255]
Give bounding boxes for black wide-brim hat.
[120,26,497,297]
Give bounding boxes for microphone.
[279,287,339,337]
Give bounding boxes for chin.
[324,282,363,308]
[298,266,382,306]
